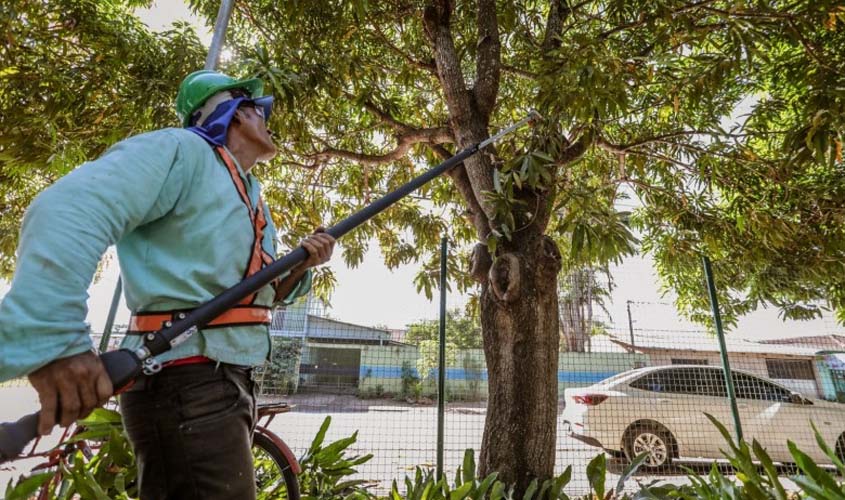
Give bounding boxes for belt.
[127,305,272,333]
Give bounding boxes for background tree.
[3,0,845,492]
[0,0,205,276]
[559,266,612,353]
[404,308,482,349]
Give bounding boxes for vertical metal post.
[437,236,447,479]
[702,255,743,442]
[98,277,122,352]
[626,300,635,346]
[205,0,236,70]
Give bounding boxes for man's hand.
[300,228,336,268]
[27,351,113,435]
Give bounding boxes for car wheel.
[624,422,675,469]
[836,433,845,463]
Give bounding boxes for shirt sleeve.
[0,130,190,381]
[276,269,313,306]
[260,202,313,307]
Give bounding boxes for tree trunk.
[478,240,561,491]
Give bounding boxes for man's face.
[233,103,278,162]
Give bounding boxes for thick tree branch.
[541,0,568,53]
[473,0,500,119]
[422,0,474,130]
[423,0,498,232]
[305,127,452,167]
[432,144,491,239]
[555,133,593,166]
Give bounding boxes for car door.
[628,367,728,458]
[731,371,812,463]
[679,367,737,458]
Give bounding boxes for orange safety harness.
[126,146,277,366]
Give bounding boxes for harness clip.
[142,357,162,375]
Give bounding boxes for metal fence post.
[98,277,122,352]
[702,255,743,442]
[437,236,447,479]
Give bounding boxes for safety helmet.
[175,70,266,127]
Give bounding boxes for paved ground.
[0,387,801,497]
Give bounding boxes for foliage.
[389,448,648,500]
[388,417,845,499]
[405,309,481,383]
[0,0,205,278]
[7,0,845,489]
[298,416,375,500]
[405,309,482,350]
[258,337,302,395]
[4,408,137,500]
[559,267,613,353]
[399,360,422,401]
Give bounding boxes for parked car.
[561,365,845,468]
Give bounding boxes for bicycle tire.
[252,432,300,500]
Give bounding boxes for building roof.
[610,334,821,358]
[758,334,845,351]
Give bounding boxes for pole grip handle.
[0,349,143,463]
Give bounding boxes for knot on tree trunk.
[470,242,492,283]
[489,253,521,303]
[541,235,562,273]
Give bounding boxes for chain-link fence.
[3,258,845,496]
[247,267,845,495]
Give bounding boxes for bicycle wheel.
[252,432,300,500]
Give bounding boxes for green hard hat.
[175,70,265,127]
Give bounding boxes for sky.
[41,1,845,342]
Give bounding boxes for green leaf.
[586,453,607,499]
[4,472,53,500]
[461,449,476,484]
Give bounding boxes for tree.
[198,1,842,489]
[4,0,844,492]
[405,307,482,349]
[0,0,205,277]
[559,266,612,353]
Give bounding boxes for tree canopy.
[2,1,843,326]
[184,0,844,328]
[0,0,205,276]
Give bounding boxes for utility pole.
[626,300,636,346]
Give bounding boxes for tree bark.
[423,1,561,491]
[478,237,561,491]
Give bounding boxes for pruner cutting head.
[526,109,543,125]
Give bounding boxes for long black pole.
[0,111,540,462]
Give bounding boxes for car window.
[698,368,728,397]
[732,372,792,402]
[629,369,690,394]
[629,371,667,392]
[630,367,729,397]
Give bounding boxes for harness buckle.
[142,357,163,375]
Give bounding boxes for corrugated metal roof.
[610,334,820,357]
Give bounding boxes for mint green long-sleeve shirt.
[0,128,310,381]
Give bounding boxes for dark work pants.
[119,363,257,500]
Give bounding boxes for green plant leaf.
[586,453,607,499]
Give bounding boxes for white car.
[561,365,845,468]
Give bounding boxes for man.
[0,70,335,499]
